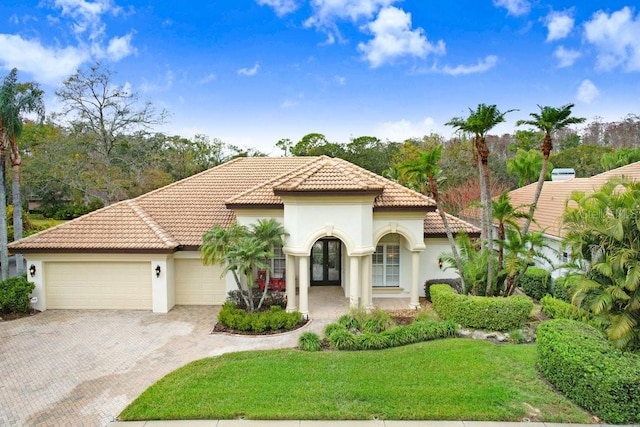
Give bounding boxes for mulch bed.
[0,309,40,322]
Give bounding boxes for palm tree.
[492,191,529,281]
[399,145,465,291]
[516,104,585,236]
[201,219,287,312]
[0,69,44,278]
[250,218,288,309]
[562,177,640,350]
[446,104,516,295]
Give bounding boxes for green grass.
[120,339,592,422]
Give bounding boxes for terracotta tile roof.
[228,156,434,208]
[424,211,481,237]
[508,161,640,238]
[9,156,451,252]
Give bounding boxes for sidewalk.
[107,420,620,427]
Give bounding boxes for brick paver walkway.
[0,306,327,427]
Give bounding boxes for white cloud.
[375,116,440,141]
[105,33,136,61]
[53,0,113,39]
[544,10,574,42]
[553,46,580,68]
[0,34,88,84]
[358,6,444,68]
[439,55,498,76]
[198,73,216,84]
[576,79,599,104]
[493,0,530,17]
[256,0,299,17]
[238,62,261,76]
[584,6,640,71]
[304,0,397,43]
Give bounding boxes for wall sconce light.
[155,265,161,278]
[29,264,36,277]
[438,258,443,270]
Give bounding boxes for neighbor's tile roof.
[509,161,640,238]
[9,156,474,252]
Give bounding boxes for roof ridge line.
[126,200,179,248]
[226,157,319,203]
[328,157,384,189]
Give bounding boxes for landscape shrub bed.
[537,319,640,424]
[520,267,551,300]
[430,284,533,331]
[0,276,35,314]
[551,276,570,302]
[217,302,302,333]
[424,278,462,301]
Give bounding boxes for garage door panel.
[45,262,151,310]
[175,259,226,305]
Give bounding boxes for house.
[508,161,640,275]
[9,156,478,316]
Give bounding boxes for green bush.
[537,319,640,424]
[217,303,302,333]
[424,278,462,301]
[323,322,346,337]
[551,276,571,302]
[327,329,357,350]
[298,332,323,352]
[361,309,396,333]
[540,295,588,321]
[520,267,551,301]
[431,284,533,331]
[0,276,35,314]
[357,332,390,350]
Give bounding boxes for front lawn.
[120,339,592,422]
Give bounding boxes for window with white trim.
[270,245,286,278]
[372,244,400,287]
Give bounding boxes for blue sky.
[1,0,639,154]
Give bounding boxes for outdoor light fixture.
[438,258,443,270]
[29,264,36,277]
[155,265,161,278]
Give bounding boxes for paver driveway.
[0,306,324,427]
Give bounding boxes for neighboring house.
[507,161,640,276]
[9,156,478,316]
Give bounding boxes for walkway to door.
[307,285,411,319]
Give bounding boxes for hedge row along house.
[9,156,478,316]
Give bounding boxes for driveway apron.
[0,306,328,427]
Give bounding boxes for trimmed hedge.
[551,276,570,302]
[520,267,551,301]
[537,319,640,424]
[217,303,302,333]
[0,276,35,314]
[430,284,533,332]
[424,278,462,301]
[540,295,587,322]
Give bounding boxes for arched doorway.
[310,238,342,285]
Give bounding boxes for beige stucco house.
[9,156,478,316]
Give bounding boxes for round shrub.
[520,267,551,301]
[323,322,346,337]
[424,278,462,301]
[552,276,570,302]
[327,329,357,350]
[537,319,640,424]
[0,276,35,314]
[430,284,533,331]
[362,309,396,333]
[298,332,323,352]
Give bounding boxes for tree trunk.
[429,176,466,291]
[10,138,23,275]
[0,146,8,280]
[521,134,551,236]
[481,160,494,296]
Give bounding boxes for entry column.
[349,256,360,308]
[299,255,309,318]
[410,251,420,309]
[285,254,297,312]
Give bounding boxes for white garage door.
[45,262,152,310]
[175,259,226,305]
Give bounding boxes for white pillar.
[361,255,373,310]
[25,259,45,312]
[151,260,172,313]
[299,256,309,317]
[349,256,360,308]
[285,254,297,312]
[410,251,420,309]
